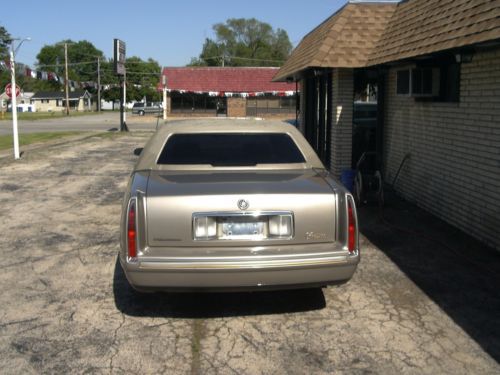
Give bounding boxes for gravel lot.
[0,120,498,374]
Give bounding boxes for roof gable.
[274,2,397,81]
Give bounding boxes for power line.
[100,68,161,75]
[36,60,96,69]
[35,60,160,70]
[228,56,285,63]
[201,55,285,63]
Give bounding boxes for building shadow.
[359,190,500,363]
[113,257,326,318]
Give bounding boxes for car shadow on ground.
[113,257,326,318]
[359,190,500,363]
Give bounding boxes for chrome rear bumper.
[121,252,359,290]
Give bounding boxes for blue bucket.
[340,169,356,192]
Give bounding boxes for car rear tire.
[139,110,145,116]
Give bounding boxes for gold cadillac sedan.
[120,122,359,291]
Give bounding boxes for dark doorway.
[352,69,381,169]
[303,70,332,169]
[216,97,227,116]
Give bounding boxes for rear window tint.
[157,133,306,166]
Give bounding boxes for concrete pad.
[0,123,498,374]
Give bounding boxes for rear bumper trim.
[120,254,359,290]
[137,255,356,271]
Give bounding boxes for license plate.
[193,212,293,241]
[219,218,266,240]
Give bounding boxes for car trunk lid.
[145,169,337,248]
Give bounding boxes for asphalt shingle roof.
[369,0,500,65]
[31,90,89,100]
[161,67,295,93]
[274,0,500,81]
[274,2,396,81]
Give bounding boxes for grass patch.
[0,111,100,121]
[0,132,83,151]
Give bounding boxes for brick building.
[160,67,297,118]
[274,0,500,251]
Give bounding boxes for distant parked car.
[120,121,360,292]
[132,102,162,116]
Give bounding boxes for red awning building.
[160,67,297,118]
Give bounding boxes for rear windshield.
[157,133,306,166]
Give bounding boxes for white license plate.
[219,219,266,239]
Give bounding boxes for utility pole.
[64,43,70,116]
[97,57,101,112]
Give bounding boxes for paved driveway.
[0,112,160,134]
[0,121,498,374]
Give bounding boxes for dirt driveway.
[0,123,498,374]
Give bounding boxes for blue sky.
[1,0,346,67]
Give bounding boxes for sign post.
[9,48,21,159]
[162,74,167,121]
[114,39,127,131]
[6,37,30,160]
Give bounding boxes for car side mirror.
[133,147,143,156]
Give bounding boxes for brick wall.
[166,96,171,115]
[227,97,246,117]
[330,68,354,178]
[383,47,500,250]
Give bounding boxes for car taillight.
[347,197,357,253]
[127,199,137,259]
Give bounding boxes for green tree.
[124,56,161,102]
[0,25,12,90]
[101,85,120,103]
[36,39,105,86]
[0,25,11,60]
[190,18,292,67]
[101,56,161,103]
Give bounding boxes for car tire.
[139,110,145,116]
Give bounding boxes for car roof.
[157,120,296,133]
[134,119,325,171]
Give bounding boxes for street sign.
[113,39,126,76]
[5,83,20,98]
